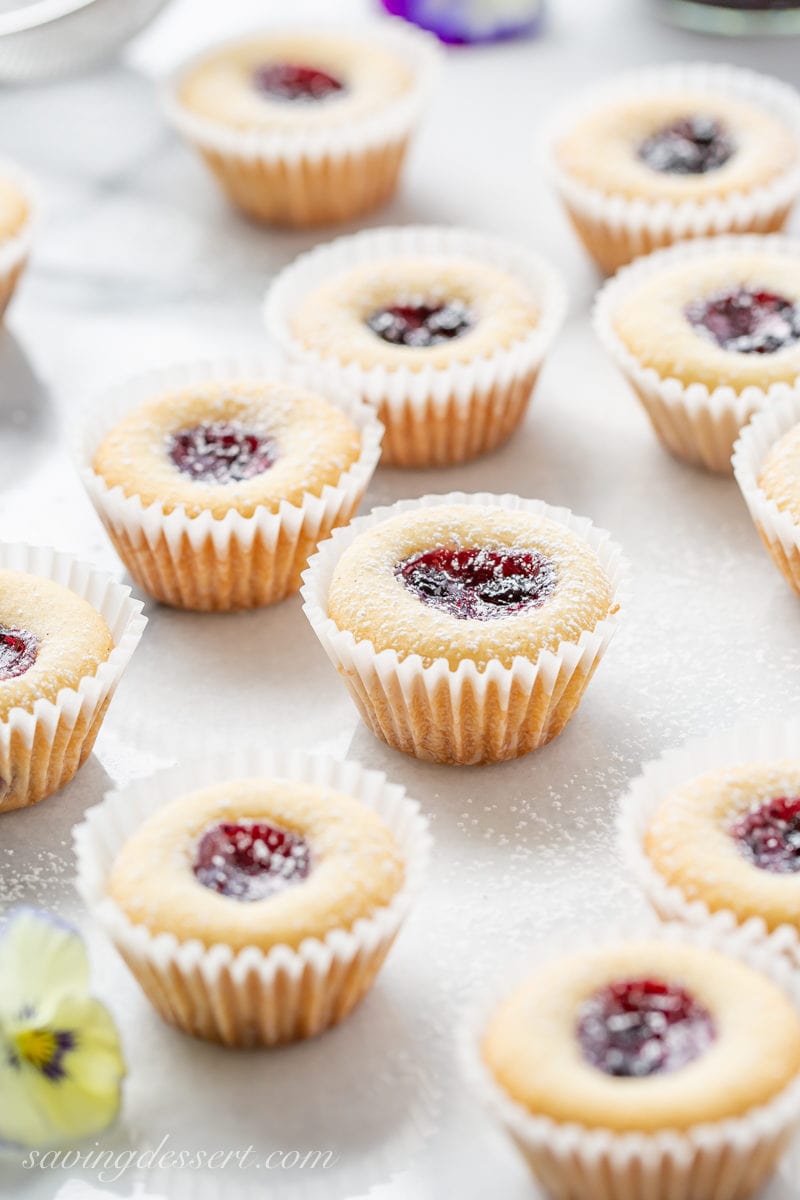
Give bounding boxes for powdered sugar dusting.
[92,379,363,518]
[0,567,113,722]
[328,504,613,668]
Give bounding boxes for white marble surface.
[2,1,800,1197]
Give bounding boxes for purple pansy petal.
[381,0,544,43]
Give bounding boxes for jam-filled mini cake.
[551,63,800,272]
[735,403,800,596]
[77,754,428,1046]
[83,367,382,611]
[266,226,566,467]
[643,762,800,937]
[0,557,143,813]
[595,235,800,473]
[758,420,800,529]
[476,936,800,1200]
[301,494,626,764]
[165,26,440,227]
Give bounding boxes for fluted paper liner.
[547,62,800,273]
[77,357,384,612]
[74,748,430,1047]
[163,21,441,228]
[300,492,629,765]
[0,157,39,318]
[733,392,800,594]
[462,921,800,1200]
[265,225,568,467]
[619,713,800,966]
[0,542,146,814]
[594,234,800,474]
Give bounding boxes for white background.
[2,0,800,1197]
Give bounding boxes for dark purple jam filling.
[252,63,345,102]
[0,627,38,680]
[577,978,716,1078]
[168,422,277,484]
[194,820,311,902]
[367,302,473,348]
[685,288,800,354]
[396,547,556,620]
[731,796,800,873]
[638,115,735,175]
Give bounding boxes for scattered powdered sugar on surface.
[0,844,72,905]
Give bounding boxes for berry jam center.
[367,302,473,349]
[732,796,800,873]
[396,547,556,621]
[168,422,277,484]
[686,288,800,354]
[194,820,311,902]
[638,115,735,175]
[0,626,38,680]
[577,978,716,1078]
[252,62,345,102]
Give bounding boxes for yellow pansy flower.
[0,908,125,1147]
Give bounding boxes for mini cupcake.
[74,748,429,1046]
[0,543,145,813]
[0,158,37,318]
[163,24,440,228]
[265,226,567,467]
[595,234,800,473]
[301,492,628,765]
[734,391,800,595]
[78,360,383,612]
[620,714,800,964]
[467,925,800,1200]
[550,62,800,273]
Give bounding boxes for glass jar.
[663,0,800,34]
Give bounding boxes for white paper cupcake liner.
[0,542,146,814]
[300,492,630,766]
[462,920,800,1200]
[733,390,800,594]
[594,234,800,474]
[264,225,568,467]
[76,356,384,612]
[162,20,441,228]
[74,747,430,1047]
[0,157,39,318]
[546,62,800,273]
[619,713,800,966]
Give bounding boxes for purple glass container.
[380,0,544,44]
